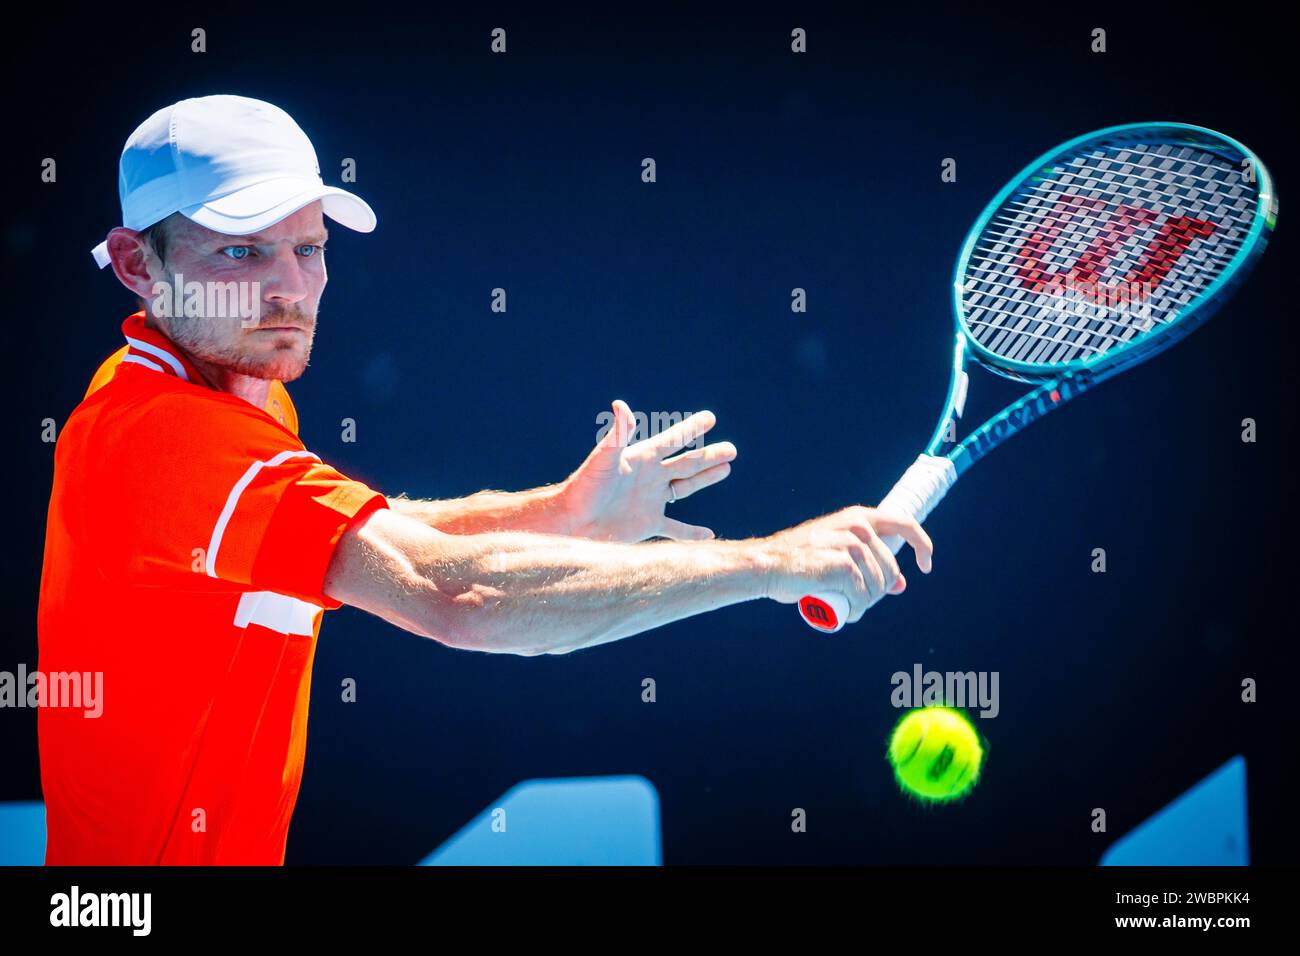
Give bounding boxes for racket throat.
[931,369,970,449]
[953,369,970,419]
[956,369,1096,471]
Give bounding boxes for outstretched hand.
[562,400,737,542]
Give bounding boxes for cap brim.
[182,177,377,236]
[91,178,376,269]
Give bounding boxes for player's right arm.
[322,506,933,656]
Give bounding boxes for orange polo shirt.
[37,312,388,865]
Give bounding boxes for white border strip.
[205,449,322,578]
[234,590,321,637]
[125,335,190,381]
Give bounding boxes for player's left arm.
[387,484,572,535]
[389,400,737,542]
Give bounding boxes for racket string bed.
[972,244,1242,361]
[961,135,1257,368]
[964,247,1232,365]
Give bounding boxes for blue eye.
[222,246,252,260]
[298,244,323,257]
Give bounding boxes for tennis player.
[37,95,933,865]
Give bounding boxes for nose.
[260,244,313,307]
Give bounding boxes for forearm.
[387,484,574,535]
[329,509,771,656]
[440,533,769,654]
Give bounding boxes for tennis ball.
[887,706,984,803]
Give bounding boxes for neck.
[187,358,273,409]
[143,313,274,409]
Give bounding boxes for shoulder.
[83,345,130,400]
[74,372,307,469]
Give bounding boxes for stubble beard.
[166,308,317,383]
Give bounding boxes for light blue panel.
[1101,755,1248,866]
[0,801,46,866]
[419,775,661,866]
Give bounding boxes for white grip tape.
[801,454,956,633]
[876,453,957,554]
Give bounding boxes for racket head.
[953,123,1276,384]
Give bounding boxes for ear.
[106,227,165,302]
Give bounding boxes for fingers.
[868,512,934,573]
[863,532,906,596]
[841,515,904,597]
[658,517,715,540]
[639,410,717,458]
[603,399,637,449]
[832,509,904,590]
[663,440,738,477]
[830,508,910,606]
[663,461,731,501]
[841,538,882,622]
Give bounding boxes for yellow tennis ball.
[887,707,984,803]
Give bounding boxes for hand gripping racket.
[799,122,1277,632]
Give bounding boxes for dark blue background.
[2,4,1294,864]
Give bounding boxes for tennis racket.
[799,122,1277,633]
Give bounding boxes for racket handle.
[798,454,957,633]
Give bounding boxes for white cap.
[91,95,376,268]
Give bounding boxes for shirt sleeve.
[91,390,389,609]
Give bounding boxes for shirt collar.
[119,311,206,384]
